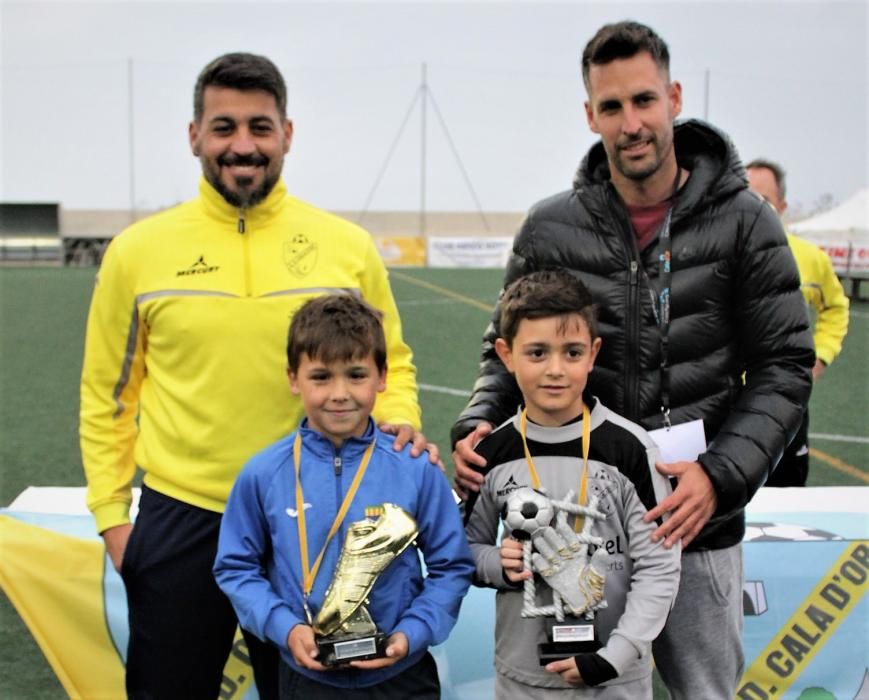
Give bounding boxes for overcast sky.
[1,0,867,222]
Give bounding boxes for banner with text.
[426,236,513,268]
[801,238,869,277]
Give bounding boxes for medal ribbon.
[519,404,590,532]
[293,432,376,599]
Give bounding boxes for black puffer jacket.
[452,120,814,551]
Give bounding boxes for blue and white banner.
[1,487,866,699]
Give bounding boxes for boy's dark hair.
[193,52,288,122]
[499,269,598,345]
[287,294,387,373]
[745,158,787,201]
[581,21,670,91]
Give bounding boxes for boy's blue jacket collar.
[296,417,379,458]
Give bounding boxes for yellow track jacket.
[787,234,849,366]
[81,178,420,532]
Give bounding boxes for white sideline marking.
[419,383,472,398]
[398,298,459,307]
[810,433,869,445]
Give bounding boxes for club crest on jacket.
[284,233,318,277]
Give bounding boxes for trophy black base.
[317,632,388,667]
[538,639,601,665]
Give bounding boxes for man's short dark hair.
[499,269,598,346]
[193,52,287,122]
[745,158,787,201]
[581,21,671,91]
[287,294,387,374]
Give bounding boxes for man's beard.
[613,131,671,182]
[204,152,280,209]
[209,172,278,208]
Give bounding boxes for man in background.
[746,158,850,486]
[80,52,432,699]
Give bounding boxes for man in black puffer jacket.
[452,21,814,699]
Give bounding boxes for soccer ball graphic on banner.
[743,521,843,542]
[502,487,555,539]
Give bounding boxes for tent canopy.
[790,188,868,241]
[788,188,869,277]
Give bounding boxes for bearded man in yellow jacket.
[80,53,433,699]
[746,158,850,486]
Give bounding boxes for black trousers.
[121,485,279,699]
[278,652,441,699]
[767,411,810,487]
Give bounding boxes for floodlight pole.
[703,68,710,120]
[128,57,136,223]
[357,62,489,233]
[420,62,428,236]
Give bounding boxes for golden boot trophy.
[313,503,418,665]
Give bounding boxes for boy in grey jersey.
[464,270,680,698]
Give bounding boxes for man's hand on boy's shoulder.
[643,460,717,549]
[379,422,444,472]
[287,624,328,672]
[349,632,408,670]
[452,421,493,498]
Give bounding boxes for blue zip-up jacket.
[214,419,474,688]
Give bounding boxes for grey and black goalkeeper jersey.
[464,397,681,689]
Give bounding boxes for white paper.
[648,419,707,463]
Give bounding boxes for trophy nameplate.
[317,631,388,666]
[538,622,601,664]
[312,503,418,666]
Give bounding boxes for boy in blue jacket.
[214,294,474,699]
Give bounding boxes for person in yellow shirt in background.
[746,158,850,487]
[80,52,435,700]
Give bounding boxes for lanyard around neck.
[293,431,375,598]
[645,168,682,428]
[519,404,590,533]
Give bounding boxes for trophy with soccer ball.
[503,487,610,664]
[313,503,418,666]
